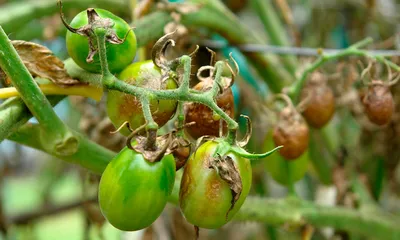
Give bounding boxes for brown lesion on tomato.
[179,157,195,209]
[118,94,141,118]
[185,87,234,139]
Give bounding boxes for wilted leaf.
[11,40,79,86]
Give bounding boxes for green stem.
[284,160,297,196]
[0,96,64,142]
[250,0,297,75]
[8,124,114,173]
[235,197,400,240]
[0,26,77,156]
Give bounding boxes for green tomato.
[99,146,176,231]
[263,130,309,185]
[179,141,252,229]
[66,8,137,73]
[107,60,178,136]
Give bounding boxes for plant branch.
[91,28,239,131]
[0,26,78,156]
[8,123,114,173]
[0,96,64,142]
[235,197,400,240]
[287,37,400,103]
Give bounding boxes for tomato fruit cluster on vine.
[60,6,278,233]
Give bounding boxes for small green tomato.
[99,145,176,231]
[66,8,137,73]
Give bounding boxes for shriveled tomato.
[106,60,178,135]
[98,145,176,231]
[65,8,137,73]
[301,72,335,128]
[273,106,309,160]
[363,80,394,125]
[179,140,251,229]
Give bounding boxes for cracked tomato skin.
[179,141,251,229]
[106,61,178,135]
[98,146,176,231]
[66,8,137,73]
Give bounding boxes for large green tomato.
[99,146,176,231]
[263,130,309,185]
[66,8,137,73]
[107,61,178,135]
[179,141,252,229]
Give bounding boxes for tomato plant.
[106,60,178,136]
[66,8,137,73]
[98,144,176,231]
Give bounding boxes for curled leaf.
[12,40,79,86]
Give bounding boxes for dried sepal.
[151,31,177,70]
[209,154,242,220]
[132,133,173,163]
[58,1,126,63]
[236,115,252,148]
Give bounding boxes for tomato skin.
[363,81,393,125]
[106,61,178,135]
[98,146,176,231]
[179,141,251,229]
[66,8,137,73]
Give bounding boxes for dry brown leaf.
[11,40,79,86]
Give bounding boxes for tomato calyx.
[58,0,131,63]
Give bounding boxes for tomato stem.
[286,37,400,104]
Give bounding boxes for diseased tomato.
[301,72,335,128]
[363,80,394,125]
[264,130,309,185]
[273,107,309,160]
[106,60,178,135]
[179,141,251,229]
[185,84,234,139]
[98,145,176,231]
[66,8,137,73]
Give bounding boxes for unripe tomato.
[66,9,137,73]
[185,83,234,139]
[273,107,309,160]
[363,80,394,125]
[99,146,176,231]
[301,73,335,128]
[264,131,309,185]
[107,61,178,135]
[179,141,251,229]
